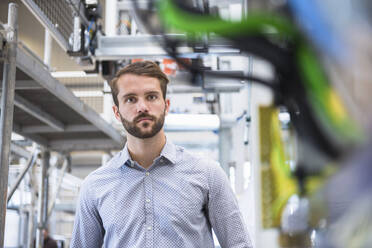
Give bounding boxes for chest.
[96,170,208,230]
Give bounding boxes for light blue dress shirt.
[70,139,252,248]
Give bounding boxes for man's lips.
[136,117,153,123]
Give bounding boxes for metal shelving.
[0,3,125,247]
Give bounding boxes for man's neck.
[127,131,166,169]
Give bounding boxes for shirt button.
[147,226,152,231]
[146,199,151,203]
[160,159,164,163]
[145,172,150,176]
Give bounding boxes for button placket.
[144,171,153,247]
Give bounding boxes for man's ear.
[112,105,121,121]
[165,99,170,115]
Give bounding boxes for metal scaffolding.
[20,0,86,52]
[0,2,126,246]
[35,150,50,248]
[0,3,18,247]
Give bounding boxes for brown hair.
[109,61,169,106]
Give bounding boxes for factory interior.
[1,0,372,247]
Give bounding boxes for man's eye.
[147,95,157,100]
[126,97,136,103]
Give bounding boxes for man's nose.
[136,98,149,113]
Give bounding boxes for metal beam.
[219,127,232,175]
[52,203,76,214]
[168,85,242,93]
[27,165,37,248]
[13,122,49,147]
[10,142,30,158]
[65,83,104,89]
[35,149,50,248]
[7,149,38,204]
[22,124,99,133]
[47,158,68,218]
[15,80,43,90]
[0,4,18,247]
[0,29,4,54]
[16,46,124,146]
[18,133,48,148]
[95,34,240,60]
[49,138,125,151]
[167,71,245,93]
[0,79,41,91]
[14,93,65,131]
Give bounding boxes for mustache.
[134,113,155,122]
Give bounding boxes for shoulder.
[176,145,220,173]
[180,147,228,186]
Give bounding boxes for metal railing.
[21,0,87,52]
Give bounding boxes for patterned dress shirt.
[70,138,252,248]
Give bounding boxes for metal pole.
[18,164,28,247]
[105,0,118,36]
[27,165,37,248]
[7,150,39,204]
[36,150,50,248]
[0,3,18,248]
[43,29,52,68]
[218,127,232,176]
[47,157,68,219]
[73,16,81,52]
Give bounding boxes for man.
[33,227,58,248]
[70,61,252,247]
[43,228,58,248]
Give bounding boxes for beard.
[119,109,165,139]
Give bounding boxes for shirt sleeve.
[70,180,104,248]
[207,162,253,248]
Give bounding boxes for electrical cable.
[157,0,362,145]
[160,35,280,90]
[130,0,363,160]
[131,1,342,159]
[131,0,286,91]
[159,0,298,39]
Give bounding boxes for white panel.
[4,210,20,247]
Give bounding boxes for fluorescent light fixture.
[86,0,98,5]
[73,90,103,97]
[51,71,99,78]
[164,114,220,131]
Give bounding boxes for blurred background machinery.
[1,0,372,247]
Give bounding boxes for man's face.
[43,229,48,238]
[113,74,169,139]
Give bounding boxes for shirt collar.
[118,143,132,169]
[159,137,177,165]
[117,137,177,169]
